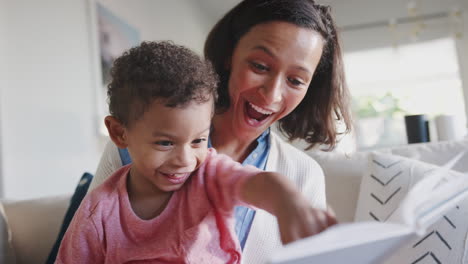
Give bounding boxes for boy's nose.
[172,146,194,168]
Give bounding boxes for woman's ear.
[105,116,128,149]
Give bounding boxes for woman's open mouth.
[244,101,275,125]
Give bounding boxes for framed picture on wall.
[89,1,140,136]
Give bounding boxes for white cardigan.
[242,132,326,264]
[90,132,326,264]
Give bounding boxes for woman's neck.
[211,114,258,162]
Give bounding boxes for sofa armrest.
[1,202,16,264]
[1,195,71,264]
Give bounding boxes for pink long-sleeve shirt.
[56,149,260,264]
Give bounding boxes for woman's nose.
[259,75,282,104]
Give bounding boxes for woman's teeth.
[249,102,273,115]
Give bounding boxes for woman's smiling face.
[226,21,324,139]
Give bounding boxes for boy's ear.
[105,116,128,149]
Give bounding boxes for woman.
[90,0,351,263]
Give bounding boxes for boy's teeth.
[249,102,273,115]
[165,173,185,178]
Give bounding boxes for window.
[345,38,465,150]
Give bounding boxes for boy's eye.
[155,141,173,147]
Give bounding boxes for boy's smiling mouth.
[160,171,191,184]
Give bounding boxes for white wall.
[1,0,103,199]
[98,0,207,54]
[456,8,468,125]
[0,0,207,199]
[0,0,7,198]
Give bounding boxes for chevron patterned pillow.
[354,152,468,264]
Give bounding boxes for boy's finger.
[326,205,336,217]
[326,208,338,226]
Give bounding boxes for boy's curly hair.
[107,41,218,127]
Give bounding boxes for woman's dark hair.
[204,0,351,150]
[108,41,218,128]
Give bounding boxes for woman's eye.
[192,138,207,145]
[288,77,305,87]
[250,61,269,72]
[155,141,173,147]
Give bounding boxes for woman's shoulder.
[269,132,321,170]
[90,140,124,191]
[86,166,128,216]
[268,132,326,208]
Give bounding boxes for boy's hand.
[240,171,337,244]
[275,194,337,245]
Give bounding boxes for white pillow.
[355,152,468,264]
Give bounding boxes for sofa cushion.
[355,152,468,263]
[2,195,70,264]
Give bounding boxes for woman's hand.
[274,194,337,244]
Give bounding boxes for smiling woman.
[205,0,351,154]
[213,21,324,156]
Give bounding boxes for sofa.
[1,139,468,264]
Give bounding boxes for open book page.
[268,222,414,264]
[388,150,468,234]
[414,176,468,231]
[269,151,468,264]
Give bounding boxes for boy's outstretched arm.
[239,172,337,244]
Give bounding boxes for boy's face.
[123,99,213,194]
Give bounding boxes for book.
[268,151,468,264]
